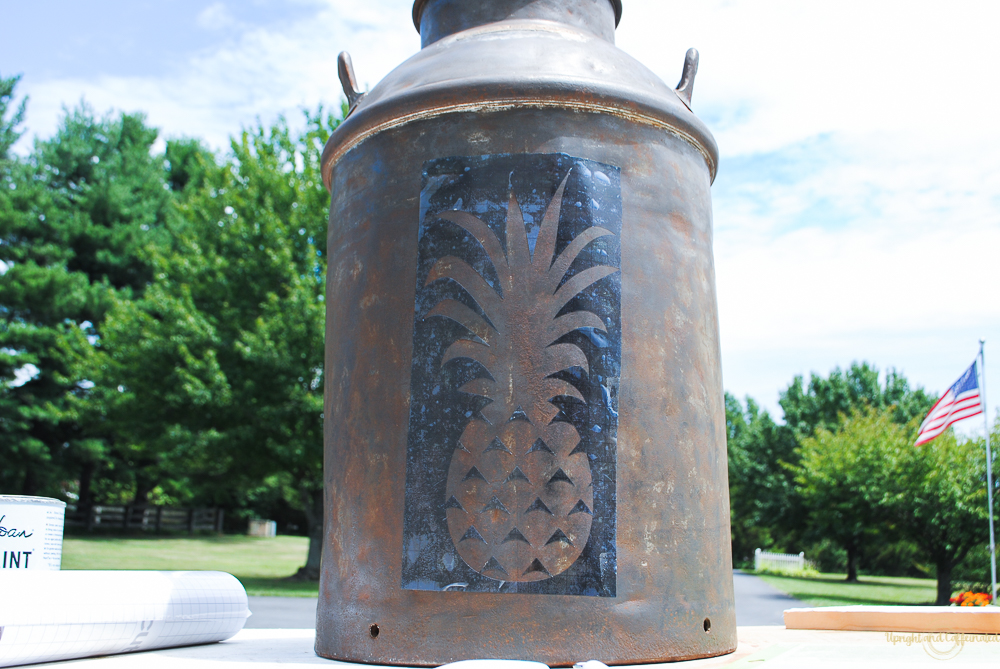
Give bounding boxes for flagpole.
[981,339,997,605]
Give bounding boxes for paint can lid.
[0,495,67,508]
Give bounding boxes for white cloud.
[618,0,1000,154]
[712,128,1000,418]
[20,0,419,151]
[12,0,1000,423]
[617,0,1000,420]
[196,3,238,31]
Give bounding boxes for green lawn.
[62,538,942,604]
[62,535,318,597]
[756,571,937,607]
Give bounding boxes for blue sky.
[3,1,320,79]
[4,0,999,431]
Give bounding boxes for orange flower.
[951,590,992,607]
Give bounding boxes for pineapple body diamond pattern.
[402,153,620,597]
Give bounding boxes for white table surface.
[31,627,1000,668]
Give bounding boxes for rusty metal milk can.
[318,0,734,664]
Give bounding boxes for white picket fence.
[754,548,806,572]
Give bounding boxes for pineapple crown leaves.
[423,172,618,424]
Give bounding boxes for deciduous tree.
[889,427,994,604]
[781,363,933,437]
[795,410,902,581]
[725,393,800,563]
[102,109,342,578]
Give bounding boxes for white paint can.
[0,496,66,571]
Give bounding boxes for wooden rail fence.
[66,505,224,534]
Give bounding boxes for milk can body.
[318,1,735,663]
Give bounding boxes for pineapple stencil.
[402,153,620,596]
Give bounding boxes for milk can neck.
[413,0,622,48]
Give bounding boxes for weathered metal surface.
[318,0,734,665]
[412,0,622,46]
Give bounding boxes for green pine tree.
[0,85,172,501]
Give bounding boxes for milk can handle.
[675,48,699,109]
[338,52,365,112]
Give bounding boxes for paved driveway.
[246,596,317,629]
[246,571,807,629]
[733,569,808,625]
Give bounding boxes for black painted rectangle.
[401,153,621,596]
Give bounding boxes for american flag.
[915,361,984,446]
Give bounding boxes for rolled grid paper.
[0,570,249,667]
